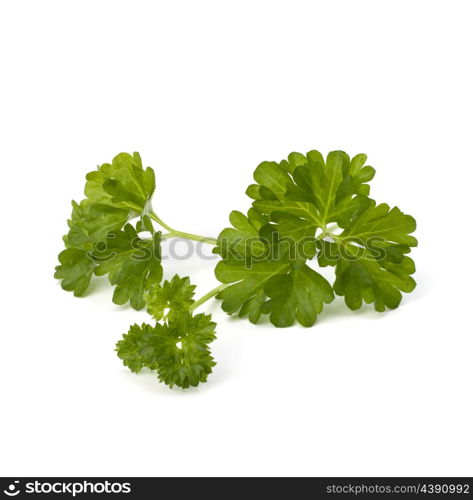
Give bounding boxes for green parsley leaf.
[153,312,217,389]
[215,257,291,322]
[214,209,334,326]
[63,200,130,251]
[115,322,161,373]
[56,152,159,301]
[214,209,269,263]
[63,152,155,251]
[94,223,162,309]
[261,262,334,327]
[332,251,416,312]
[317,202,417,311]
[341,203,417,247]
[54,248,96,297]
[145,275,196,321]
[116,311,217,389]
[216,150,417,323]
[252,150,373,229]
[85,152,155,213]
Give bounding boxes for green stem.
[191,284,228,311]
[149,212,174,232]
[150,212,217,245]
[169,229,217,245]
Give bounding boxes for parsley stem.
[191,284,228,311]
[149,212,174,232]
[150,212,217,245]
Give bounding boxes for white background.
[1,0,472,477]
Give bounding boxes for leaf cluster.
[116,276,216,389]
[54,153,161,308]
[214,150,417,326]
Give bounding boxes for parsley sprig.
[117,276,218,389]
[56,150,417,389]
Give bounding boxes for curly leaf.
[116,322,162,373]
[116,312,217,389]
[145,275,196,321]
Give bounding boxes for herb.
[56,150,417,389]
[116,277,217,389]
